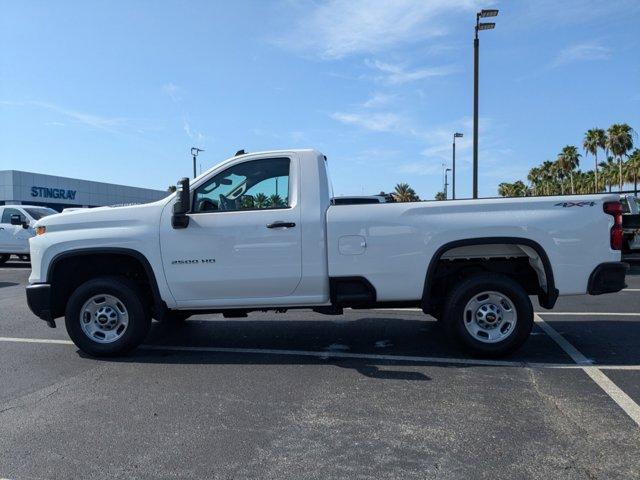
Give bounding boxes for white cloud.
[0,100,126,132]
[183,117,205,143]
[331,111,404,133]
[552,42,611,67]
[162,82,183,102]
[361,92,396,108]
[276,0,487,59]
[398,162,442,176]
[365,59,458,85]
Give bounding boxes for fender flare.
[48,247,165,313]
[421,237,558,310]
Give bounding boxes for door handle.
[266,222,296,229]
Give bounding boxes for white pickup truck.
[26,149,627,357]
[0,205,58,264]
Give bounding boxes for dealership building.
[0,170,168,211]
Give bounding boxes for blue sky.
[1,0,639,198]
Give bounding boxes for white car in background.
[0,205,57,264]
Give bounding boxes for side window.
[1,208,25,224]
[193,157,290,213]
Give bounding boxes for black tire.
[65,276,151,357]
[0,254,9,265]
[442,273,533,357]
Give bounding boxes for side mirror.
[10,214,28,229]
[172,177,191,229]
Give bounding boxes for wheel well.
[48,252,157,318]
[423,241,555,312]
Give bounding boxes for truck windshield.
[24,208,57,220]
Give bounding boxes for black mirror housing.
[172,177,191,229]
[10,214,27,228]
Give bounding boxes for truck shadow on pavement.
[79,313,636,379]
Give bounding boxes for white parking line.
[538,311,640,316]
[535,314,640,427]
[375,308,640,317]
[1,336,640,371]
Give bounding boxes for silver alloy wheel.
[79,294,129,344]
[463,291,517,343]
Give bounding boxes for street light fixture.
[472,8,498,199]
[452,132,463,199]
[479,9,499,17]
[190,147,204,179]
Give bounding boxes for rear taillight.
[604,201,623,250]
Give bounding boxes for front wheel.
[443,273,533,357]
[65,276,151,357]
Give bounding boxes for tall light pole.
[444,168,452,200]
[190,147,204,179]
[473,8,498,199]
[453,132,463,199]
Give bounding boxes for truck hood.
[34,199,169,232]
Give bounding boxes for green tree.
[240,195,255,209]
[527,167,541,196]
[434,191,446,201]
[393,183,419,202]
[583,128,606,193]
[267,194,285,208]
[625,149,640,194]
[167,185,177,193]
[254,193,269,208]
[557,145,581,194]
[606,123,635,190]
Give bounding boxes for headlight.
[35,226,46,236]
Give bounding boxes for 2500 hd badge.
[171,258,216,265]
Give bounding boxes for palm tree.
[527,167,541,196]
[512,180,530,196]
[599,158,617,192]
[393,183,419,202]
[606,123,635,190]
[583,128,606,193]
[240,195,255,209]
[626,149,640,195]
[254,193,269,208]
[557,145,581,194]
[267,194,284,208]
[498,182,514,197]
[551,160,566,195]
[540,160,555,195]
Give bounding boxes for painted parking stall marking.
[535,314,640,427]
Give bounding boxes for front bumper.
[26,283,56,328]
[587,262,628,295]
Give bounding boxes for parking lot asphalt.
[1,261,639,479]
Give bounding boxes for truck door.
[160,155,302,304]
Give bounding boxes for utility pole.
[453,132,463,199]
[190,147,204,179]
[444,168,451,200]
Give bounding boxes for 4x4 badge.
[554,201,596,207]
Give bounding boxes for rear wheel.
[65,276,151,357]
[443,273,533,357]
